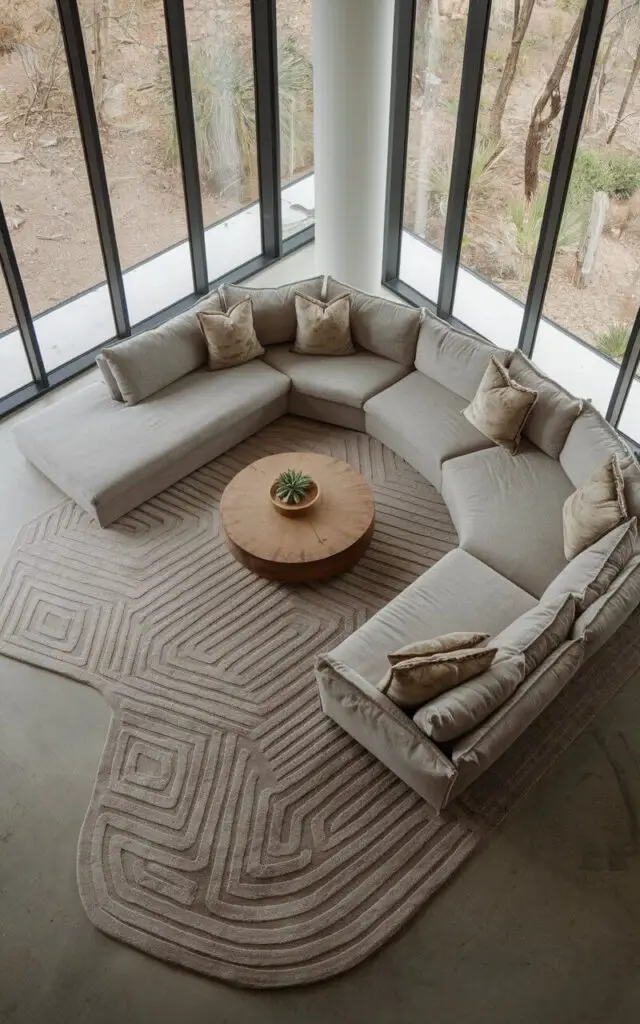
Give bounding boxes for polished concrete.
[1,374,639,1024]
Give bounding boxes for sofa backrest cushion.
[325,276,421,365]
[571,553,640,661]
[412,652,524,744]
[101,290,221,405]
[508,351,583,459]
[490,593,575,676]
[542,518,637,614]
[560,402,640,519]
[96,353,123,402]
[221,276,325,346]
[414,308,512,401]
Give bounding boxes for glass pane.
[277,0,314,239]
[0,5,115,368]
[455,0,586,340]
[184,0,262,278]
[0,272,31,397]
[538,0,640,412]
[619,377,640,442]
[400,0,469,301]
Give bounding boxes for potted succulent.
[270,467,320,517]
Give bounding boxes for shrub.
[509,188,585,262]
[0,10,22,55]
[597,323,630,361]
[570,150,640,204]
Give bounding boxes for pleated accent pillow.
[293,293,356,356]
[197,298,264,371]
[387,631,490,666]
[563,455,627,560]
[463,356,538,454]
[379,633,496,711]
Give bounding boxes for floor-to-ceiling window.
[0,0,311,418]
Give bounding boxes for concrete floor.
[1,373,639,1024]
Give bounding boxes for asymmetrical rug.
[1,416,640,988]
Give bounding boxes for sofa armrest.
[316,654,457,812]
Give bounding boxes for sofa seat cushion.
[364,371,493,490]
[15,362,290,527]
[327,548,536,686]
[442,441,575,598]
[262,345,407,410]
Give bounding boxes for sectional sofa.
[14,275,640,811]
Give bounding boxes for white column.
[313,0,395,293]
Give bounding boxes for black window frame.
[0,0,313,420]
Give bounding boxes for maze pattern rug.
[1,416,639,987]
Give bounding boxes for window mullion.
[0,202,48,387]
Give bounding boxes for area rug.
[1,416,639,988]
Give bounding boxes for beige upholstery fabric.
[491,593,576,675]
[442,441,574,598]
[329,547,536,685]
[559,403,640,518]
[289,393,366,431]
[413,653,525,743]
[101,290,220,405]
[292,293,355,355]
[388,631,489,665]
[317,655,457,810]
[463,357,537,453]
[325,276,421,365]
[572,554,640,660]
[14,362,290,526]
[508,351,583,459]
[221,276,324,345]
[543,518,638,614]
[450,638,585,792]
[562,456,627,559]
[414,310,512,401]
[364,371,492,490]
[617,449,640,522]
[95,353,122,402]
[198,299,264,371]
[379,646,497,710]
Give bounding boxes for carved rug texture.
[1,416,640,988]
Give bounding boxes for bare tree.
[607,38,640,143]
[487,0,536,143]
[523,9,582,199]
[91,0,112,120]
[413,0,442,237]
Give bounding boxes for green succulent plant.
[275,468,313,505]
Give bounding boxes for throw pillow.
[221,276,325,346]
[563,455,627,560]
[413,653,525,743]
[325,276,421,365]
[490,593,576,676]
[508,351,583,459]
[543,518,638,614]
[293,293,355,356]
[96,353,123,402]
[197,298,264,371]
[378,647,497,711]
[388,631,490,666]
[463,356,538,453]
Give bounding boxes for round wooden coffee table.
[220,452,375,582]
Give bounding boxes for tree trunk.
[92,0,111,121]
[574,190,608,287]
[607,39,640,144]
[487,0,535,144]
[413,0,441,237]
[584,23,622,132]
[524,10,582,199]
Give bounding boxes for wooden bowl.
[270,479,320,517]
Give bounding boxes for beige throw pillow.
[197,298,264,371]
[463,357,537,453]
[293,293,356,356]
[388,631,490,666]
[378,646,497,711]
[563,456,627,560]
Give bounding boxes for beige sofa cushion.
[563,456,627,559]
[414,310,512,401]
[571,554,640,660]
[325,276,421,365]
[198,299,264,370]
[560,403,640,519]
[463,357,537,454]
[388,631,489,665]
[96,353,123,401]
[364,371,492,490]
[413,654,524,744]
[221,276,324,345]
[543,518,638,614]
[508,351,583,459]
[379,646,497,711]
[292,293,355,355]
[491,593,576,675]
[101,290,221,405]
[442,442,574,598]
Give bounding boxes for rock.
[6,215,25,230]
[101,83,127,123]
[0,151,23,163]
[39,136,58,148]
